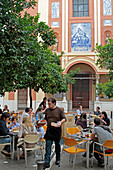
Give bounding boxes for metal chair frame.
[92,140,113,170]
[63,136,86,170]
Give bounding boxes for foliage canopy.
[95,39,113,98]
[0,0,79,99]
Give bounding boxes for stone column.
[96,74,99,101]
[94,74,101,111]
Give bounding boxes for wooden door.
[72,74,89,109]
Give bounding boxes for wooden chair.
[63,136,86,170]
[92,140,113,170]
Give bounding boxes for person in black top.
[43,97,66,169]
[39,97,47,110]
[0,108,2,114]
[0,112,18,157]
[0,112,12,156]
[100,111,110,126]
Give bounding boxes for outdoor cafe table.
[10,129,19,159]
[70,132,92,168]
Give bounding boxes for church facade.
[1,0,113,114]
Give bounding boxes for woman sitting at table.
[8,116,20,130]
[76,113,87,129]
[18,116,40,158]
[100,111,110,126]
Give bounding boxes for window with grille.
[73,0,89,17]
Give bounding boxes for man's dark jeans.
[90,142,104,163]
[45,139,61,164]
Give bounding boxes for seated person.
[83,118,113,167]
[18,116,40,158]
[75,105,83,124]
[76,113,87,129]
[20,107,30,124]
[94,107,101,116]
[8,116,20,130]
[0,113,17,157]
[100,111,110,126]
[29,107,35,123]
[36,120,45,139]
[3,105,9,113]
[35,106,44,121]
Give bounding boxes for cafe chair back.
[17,134,41,167]
[0,135,11,149]
[67,127,80,137]
[76,125,83,132]
[18,111,23,119]
[63,136,86,170]
[43,125,47,132]
[0,135,13,158]
[92,140,113,170]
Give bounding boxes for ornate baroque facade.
[1,0,113,114]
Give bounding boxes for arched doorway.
[67,63,96,110]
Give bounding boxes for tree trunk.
[29,87,32,108]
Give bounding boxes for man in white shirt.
[21,107,30,124]
[75,105,83,123]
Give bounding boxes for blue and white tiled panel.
[104,20,112,26]
[71,23,91,52]
[52,2,59,18]
[51,22,59,28]
[103,0,112,15]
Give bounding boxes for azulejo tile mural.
[104,20,112,26]
[71,23,91,52]
[52,2,59,18]
[103,0,111,15]
[51,22,59,28]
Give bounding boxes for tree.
[95,39,113,98]
[0,0,79,107]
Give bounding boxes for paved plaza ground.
[0,118,113,170]
[1,149,113,170]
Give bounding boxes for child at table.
[8,116,20,130]
[36,120,45,139]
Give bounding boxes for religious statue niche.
[105,34,110,44]
[53,38,58,51]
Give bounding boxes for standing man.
[44,97,66,169]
